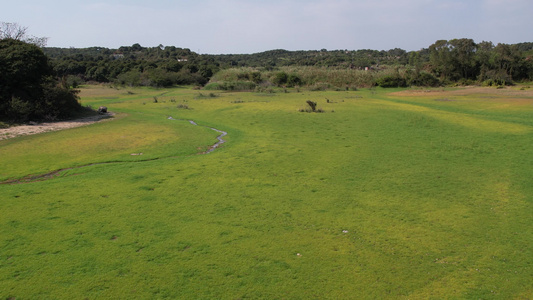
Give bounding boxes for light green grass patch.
[1,86,532,299]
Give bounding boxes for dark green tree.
[429,40,453,80]
[476,41,494,81]
[449,38,477,79]
[0,38,81,121]
[493,43,522,80]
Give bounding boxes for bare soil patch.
[0,113,115,141]
[388,86,533,98]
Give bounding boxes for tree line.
[425,39,533,86]
[44,44,218,88]
[43,39,533,89]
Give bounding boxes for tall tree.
[449,38,477,79]
[0,38,81,121]
[429,40,453,80]
[493,43,522,79]
[476,41,494,81]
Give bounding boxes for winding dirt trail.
[1,117,228,185]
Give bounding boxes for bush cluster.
[204,66,436,91]
[0,39,83,122]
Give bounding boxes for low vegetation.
[205,66,397,90]
[1,85,532,298]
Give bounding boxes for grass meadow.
[1,85,532,299]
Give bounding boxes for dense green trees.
[40,39,533,90]
[428,39,533,85]
[45,44,213,87]
[0,39,82,121]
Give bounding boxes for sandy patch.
[0,113,115,141]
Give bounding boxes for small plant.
[170,98,176,103]
[309,82,330,91]
[196,92,218,99]
[299,100,325,113]
[177,104,190,109]
[306,100,317,112]
[375,75,407,88]
[153,96,158,103]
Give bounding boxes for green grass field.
[1,85,532,299]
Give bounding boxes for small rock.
[97,106,108,114]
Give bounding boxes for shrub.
[227,81,257,91]
[8,97,32,120]
[146,69,175,87]
[195,92,218,99]
[375,75,407,88]
[250,71,262,83]
[409,72,440,87]
[203,81,256,91]
[272,72,288,86]
[287,74,302,87]
[65,75,83,88]
[309,82,330,91]
[116,70,141,87]
[208,66,410,90]
[481,70,514,86]
[203,82,225,90]
[306,100,317,111]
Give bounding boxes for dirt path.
[0,113,114,141]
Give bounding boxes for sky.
[1,0,532,54]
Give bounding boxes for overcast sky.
[2,0,532,54]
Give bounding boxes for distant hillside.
[42,40,533,88]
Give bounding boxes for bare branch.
[26,36,49,47]
[0,22,47,47]
[0,22,28,40]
